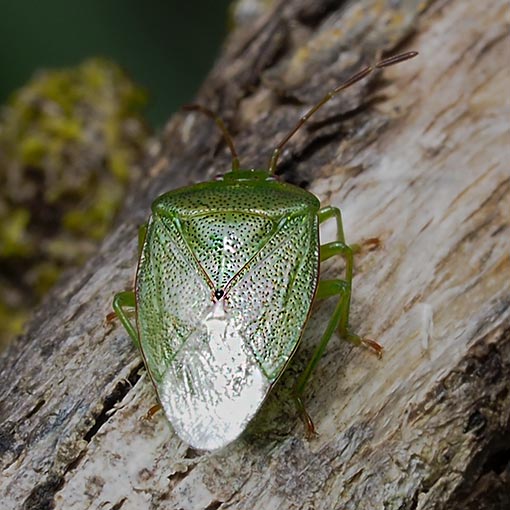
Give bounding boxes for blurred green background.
[0,0,231,127]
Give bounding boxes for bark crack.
[82,362,143,443]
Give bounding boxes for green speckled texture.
[136,175,320,388]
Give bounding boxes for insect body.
[112,51,417,450]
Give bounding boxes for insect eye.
[214,289,224,300]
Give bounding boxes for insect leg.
[145,403,162,419]
[320,240,382,354]
[318,206,353,336]
[294,274,378,435]
[320,241,353,333]
[318,206,373,339]
[107,225,146,342]
[317,206,346,243]
[296,207,352,429]
[294,277,348,421]
[112,291,140,348]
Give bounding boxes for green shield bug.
[111,51,418,450]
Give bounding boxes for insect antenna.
[182,104,241,171]
[268,50,418,174]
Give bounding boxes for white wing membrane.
[159,300,270,450]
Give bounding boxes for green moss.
[19,136,47,166]
[109,148,131,182]
[41,116,82,140]
[0,58,152,349]
[0,208,33,258]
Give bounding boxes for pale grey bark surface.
[1,0,509,509]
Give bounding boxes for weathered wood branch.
[1,0,509,508]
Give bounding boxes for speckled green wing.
[226,213,319,380]
[135,199,319,449]
[135,215,211,384]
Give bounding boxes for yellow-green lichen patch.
[0,58,151,348]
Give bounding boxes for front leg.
[111,291,139,348]
[108,224,147,346]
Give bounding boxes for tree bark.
[1,0,509,509]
